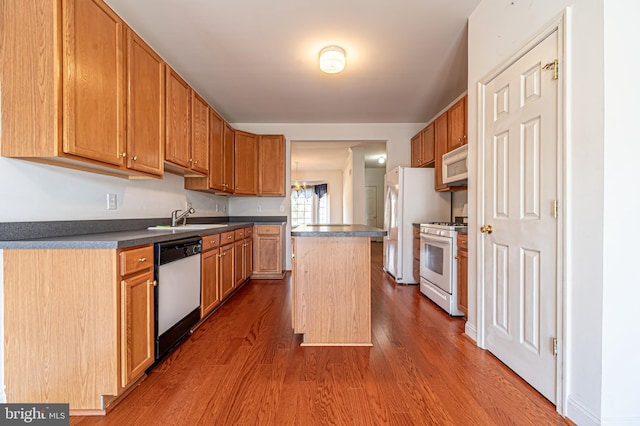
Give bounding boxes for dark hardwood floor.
[72,242,566,425]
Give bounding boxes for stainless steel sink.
[147,224,228,231]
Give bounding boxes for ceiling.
[104,0,479,124]
[292,141,387,171]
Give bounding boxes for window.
[291,183,330,226]
[291,194,313,227]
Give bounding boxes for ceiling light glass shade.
[319,46,346,74]
[378,156,386,164]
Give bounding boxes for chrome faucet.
[171,207,195,227]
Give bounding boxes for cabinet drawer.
[202,234,220,251]
[256,225,280,235]
[120,245,153,276]
[221,231,235,244]
[234,228,245,240]
[245,227,253,238]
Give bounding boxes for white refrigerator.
[383,166,450,284]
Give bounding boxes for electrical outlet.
[215,203,219,212]
[279,205,285,212]
[186,201,192,210]
[107,193,117,210]
[257,205,262,212]
[222,205,226,213]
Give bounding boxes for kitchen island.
[291,224,386,346]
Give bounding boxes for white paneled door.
[481,30,559,403]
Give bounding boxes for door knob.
[480,225,493,234]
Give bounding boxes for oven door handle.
[420,234,452,245]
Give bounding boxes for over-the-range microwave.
[442,144,468,185]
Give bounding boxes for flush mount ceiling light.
[377,156,386,164]
[319,46,346,74]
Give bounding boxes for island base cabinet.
[292,236,372,346]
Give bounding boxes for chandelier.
[291,162,311,199]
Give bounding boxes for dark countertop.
[291,224,386,237]
[0,222,255,249]
[0,216,287,249]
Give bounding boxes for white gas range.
[419,222,467,316]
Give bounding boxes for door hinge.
[552,200,558,219]
[543,59,559,80]
[553,338,558,356]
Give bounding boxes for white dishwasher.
[154,237,202,361]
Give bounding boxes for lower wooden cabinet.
[253,225,284,279]
[200,234,221,318]
[457,233,468,317]
[413,225,420,283]
[2,244,155,412]
[219,242,235,300]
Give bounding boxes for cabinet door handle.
[138,257,147,262]
[193,160,198,165]
[149,280,157,287]
[132,155,138,161]
[189,158,193,163]
[120,152,127,158]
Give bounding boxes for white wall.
[601,1,640,422]
[451,190,468,221]
[341,146,366,224]
[0,157,229,222]
[342,150,354,223]
[469,0,640,424]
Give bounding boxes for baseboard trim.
[566,395,600,426]
[464,321,477,342]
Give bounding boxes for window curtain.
[314,183,328,198]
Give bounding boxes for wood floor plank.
[71,242,567,425]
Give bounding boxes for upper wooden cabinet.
[234,131,258,195]
[0,0,168,179]
[190,94,210,175]
[2,0,290,187]
[258,135,286,196]
[224,124,236,193]
[410,132,422,167]
[447,96,467,152]
[164,68,208,176]
[422,124,436,166]
[126,29,165,176]
[165,68,192,171]
[208,110,226,192]
[435,110,467,192]
[410,124,435,168]
[434,113,449,191]
[63,0,125,167]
